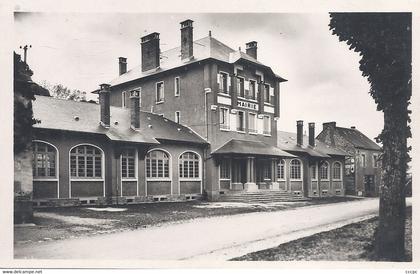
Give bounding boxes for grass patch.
[14,196,361,245]
[231,207,412,261]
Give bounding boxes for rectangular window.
[248,80,256,100]
[218,72,229,94]
[237,111,245,132]
[311,165,317,180]
[220,159,231,179]
[373,154,379,168]
[175,111,180,124]
[122,91,127,108]
[263,162,272,180]
[263,115,271,135]
[156,82,164,103]
[237,77,245,97]
[248,113,257,133]
[277,161,285,180]
[361,154,366,167]
[121,149,136,179]
[219,108,230,130]
[264,84,270,103]
[174,77,180,97]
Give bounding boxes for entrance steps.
[218,190,310,203]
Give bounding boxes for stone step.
[218,192,309,203]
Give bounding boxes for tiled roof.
[277,131,348,157]
[334,127,382,151]
[211,139,296,158]
[107,35,286,88]
[32,95,207,145]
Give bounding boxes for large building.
[99,19,347,201]
[317,122,382,197]
[28,19,350,206]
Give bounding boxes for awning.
[211,139,296,158]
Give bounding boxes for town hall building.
[29,19,349,206]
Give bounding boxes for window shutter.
[269,86,274,96]
[257,117,263,134]
[227,75,231,92]
[244,80,249,91]
[230,112,237,131]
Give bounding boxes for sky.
[14,12,384,140]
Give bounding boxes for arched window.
[277,159,285,180]
[70,145,103,178]
[146,150,170,179]
[320,161,329,180]
[290,159,302,180]
[179,152,200,179]
[333,162,342,180]
[33,141,57,178]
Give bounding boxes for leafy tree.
[329,13,411,261]
[40,81,87,101]
[14,52,39,153]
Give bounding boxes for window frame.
[120,148,138,180]
[175,111,181,124]
[332,161,342,181]
[361,153,366,168]
[264,84,271,104]
[32,140,59,180]
[277,159,286,181]
[178,151,202,180]
[219,107,230,131]
[122,91,127,108]
[263,115,271,136]
[237,76,245,98]
[69,144,104,180]
[155,81,165,104]
[236,110,245,132]
[248,79,257,100]
[145,149,172,181]
[311,164,318,180]
[219,159,231,180]
[319,161,330,181]
[289,159,302,181]
[68,144,105,199]
[373,154,379,168]
[218,71,229,94]
[174,77,180,97]
[248,112,257,134]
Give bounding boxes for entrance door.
[231,159,247,185]
[364,175,375,197]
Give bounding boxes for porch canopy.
[211,139,296,158]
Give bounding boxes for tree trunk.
[375,104,407,261]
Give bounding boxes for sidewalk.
[14,197,411,260]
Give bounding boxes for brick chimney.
[118,57,127,75]
[130,89,141,130]
[322,121,336,130]
[297,120,303,146]
[141,32,160,72]
[246,41,258,59]
[180,19,193,60]
[99,84,111,128]
[308,122,315,147]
